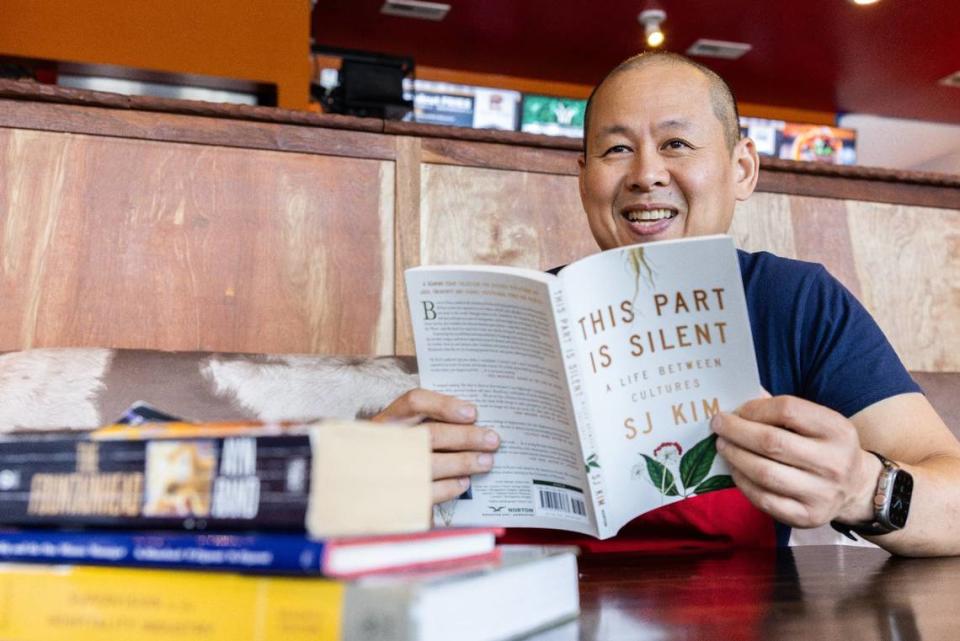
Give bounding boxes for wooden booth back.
[0,80,957,380]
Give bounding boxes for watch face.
[888,471,913,529]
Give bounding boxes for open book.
[405,235,763,539]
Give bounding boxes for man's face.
[578,62,757,250]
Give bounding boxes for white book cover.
[406,235,762,539]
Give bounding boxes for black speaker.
[313,47,413,120]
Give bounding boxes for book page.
[406,266,597,536]
[559,236,763,538]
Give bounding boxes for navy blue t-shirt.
[738,250,920,415]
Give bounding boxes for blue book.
[0,527,499,577]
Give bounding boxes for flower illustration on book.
[584,453,601,474]
[654,441,683,465]
[636,434,735,498]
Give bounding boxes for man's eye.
[662,139,692,150]
[602,144,631,156]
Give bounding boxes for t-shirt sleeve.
[794,265,920,417]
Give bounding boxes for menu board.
[402,79,520,130]
[473,87,520,130]
[520,95,587,137]
[740,117,857,165]
[412,91,475,127]
[780,124,856,165]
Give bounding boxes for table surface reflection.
[529,544,956,641]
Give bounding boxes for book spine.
[0,563,349,641]
[0,530,328,574]
[342,584,413,641]
[549,279,609,535]
[0,433,313,532]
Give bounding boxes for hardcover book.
[0,420,431,538]
[0,527,501,577]
[406,235,763,539]
[0,546,578,641]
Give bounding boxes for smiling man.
[375,52,960,556]
[578,54,751,246]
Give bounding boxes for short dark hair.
[582,52,742,155]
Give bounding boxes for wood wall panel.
[394,137,422,355]
[0,99,395,161]
[735,193,960,371]
[0,128,393,354]
[846,202,960,371]
[731,193,799,258]
[419,164,596,270]
[788,195,863,299]
[2,86,958,368]
[421,138,580,175]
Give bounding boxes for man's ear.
[732,137,760,201]
[577,153,588,204]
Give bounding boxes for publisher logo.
[0,469,19,491]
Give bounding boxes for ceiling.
[311,0,960,125]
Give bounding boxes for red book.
[321,527,504,578]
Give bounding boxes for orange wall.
[0,2,831,123]
[0,1,311,109]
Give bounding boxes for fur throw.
[0,349,419,431]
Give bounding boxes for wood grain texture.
[0,128,393,354]
[394,137,422,356]
[421,138,580,175]
[846,202,960,371]
[730,192,799,258]
[733,193,959,370]
[374,164,397,355]
[757,168,960,209]
[788,195,863,299]
[6,80,960,189]
[0,99,396,161]
[529,546,960,641]
[419,164,596,270]
[0,79,383,132]
[0,87,957,370]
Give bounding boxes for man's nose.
[626,146,670,191]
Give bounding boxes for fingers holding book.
[372,388,501,505]
[711,395,874,528]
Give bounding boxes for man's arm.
[712,392,960,556]
[372,389,500,505]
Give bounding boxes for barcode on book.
[532,480,588,522]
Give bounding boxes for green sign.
[520,95,587,137]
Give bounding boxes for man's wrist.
[836,449,884,525]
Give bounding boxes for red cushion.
[497,488,776,554]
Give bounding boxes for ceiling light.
[687,39,752,60]
[939,71,960,88]
[380,0,450,21]
[850,0,880,5]
[638,9,667,48]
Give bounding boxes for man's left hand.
[711,395,882,528]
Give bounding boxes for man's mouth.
[619,206,679,237]
[622,208,677,222]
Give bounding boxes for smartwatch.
[830,451,913,540]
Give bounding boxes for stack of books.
[0,417,579,640]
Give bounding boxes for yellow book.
[0,547,579,641]
[0,563,344,641]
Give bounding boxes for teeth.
[625,208,675,222]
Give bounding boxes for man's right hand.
[372,389,500,504]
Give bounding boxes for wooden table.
[531,545,954,640]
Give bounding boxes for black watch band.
[830,451,913,541]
